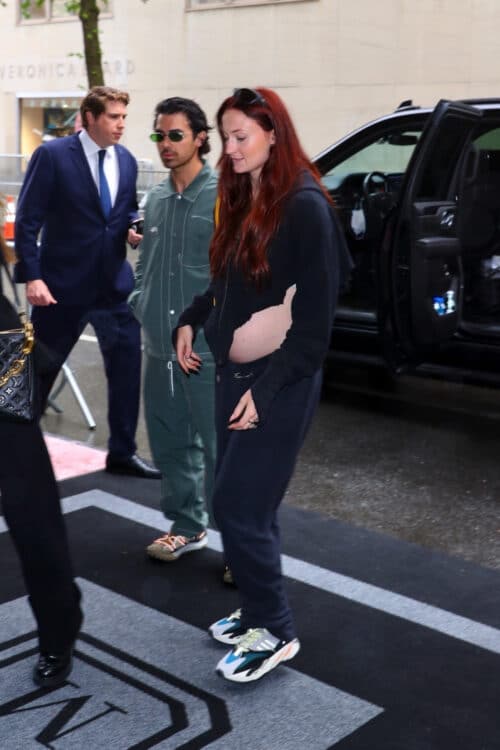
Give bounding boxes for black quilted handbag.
[0,263,36,422]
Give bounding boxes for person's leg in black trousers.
[32,301,157,477]
[212,359,322,642]
[88,302,141,460]
[30,303,86,411]
[0,419,82,684]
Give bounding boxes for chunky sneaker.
[216,627,300,683]
[146,531,207,561]
[209,609,245,645]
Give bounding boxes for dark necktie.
[98,149,112,218]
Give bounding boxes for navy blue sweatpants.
[213,356,322,643]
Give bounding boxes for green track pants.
[143,353,216,537]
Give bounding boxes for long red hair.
[210,87,330,282]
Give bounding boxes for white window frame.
[17,1,112,25]
[186,0,317,11]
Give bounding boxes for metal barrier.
[136,158,165,203]
[0,153,165,252]
[0,154,29,242]
[0,153,29,199]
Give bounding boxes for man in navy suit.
[15,86,159,478]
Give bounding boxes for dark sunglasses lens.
[149,130,184,143]
[168,130,184,142]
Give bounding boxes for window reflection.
[18,0,112,23]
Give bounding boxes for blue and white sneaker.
[209,609,245,645]
[216,627,300,683]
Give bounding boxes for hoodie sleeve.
[172,285,214,347]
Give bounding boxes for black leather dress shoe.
[33,649,73,688]
[105,453,161,479]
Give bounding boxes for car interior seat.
[459,148,500,256]
[458,148,500,316]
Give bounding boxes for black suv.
[316,99,500,386]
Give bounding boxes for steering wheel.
[361,171,393,240]
[362,171,388,198]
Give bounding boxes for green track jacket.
[129,162,217,362]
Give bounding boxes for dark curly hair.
[153,97,211,156]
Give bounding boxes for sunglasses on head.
[232,88,267,107]
[149,129,185,143]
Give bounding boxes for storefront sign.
[0,58,135,88]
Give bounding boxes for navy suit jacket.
[14,133,138,306]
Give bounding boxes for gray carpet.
[1,483,500,748]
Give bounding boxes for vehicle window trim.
[315,114,429,175]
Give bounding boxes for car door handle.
[439,210,455,228]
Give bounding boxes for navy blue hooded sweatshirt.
[175,172,352,422]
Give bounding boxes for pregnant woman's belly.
[228,285,296,363]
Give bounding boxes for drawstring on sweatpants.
[167,361,175,396]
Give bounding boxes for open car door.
[381,99,482,366]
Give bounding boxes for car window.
[317,125,424,316]
[474,126,500,150]
[413,115,478,201]
[322,130,422,191]
[462,125,500,187]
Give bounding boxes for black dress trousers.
[0,418,82,652]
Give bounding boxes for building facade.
[1,0,500,173]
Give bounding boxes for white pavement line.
[2,489,499,656]
[282,557,500,655]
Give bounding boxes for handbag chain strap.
[0,254,34,387]
[0,320,35,387]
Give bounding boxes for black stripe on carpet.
[0,471,498,749]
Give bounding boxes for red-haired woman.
[175,87,351,683]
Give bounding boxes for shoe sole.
[216,639,301,683]
[208,626,243,645]
[146,536,208,561]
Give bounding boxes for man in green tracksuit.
[128,97,217,562]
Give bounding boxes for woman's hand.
[176,325,202,374]
[228,388,260,430]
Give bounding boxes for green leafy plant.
[4,1,150,86]
[17,1,108,86]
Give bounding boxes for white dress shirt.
[79,129,119,207]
